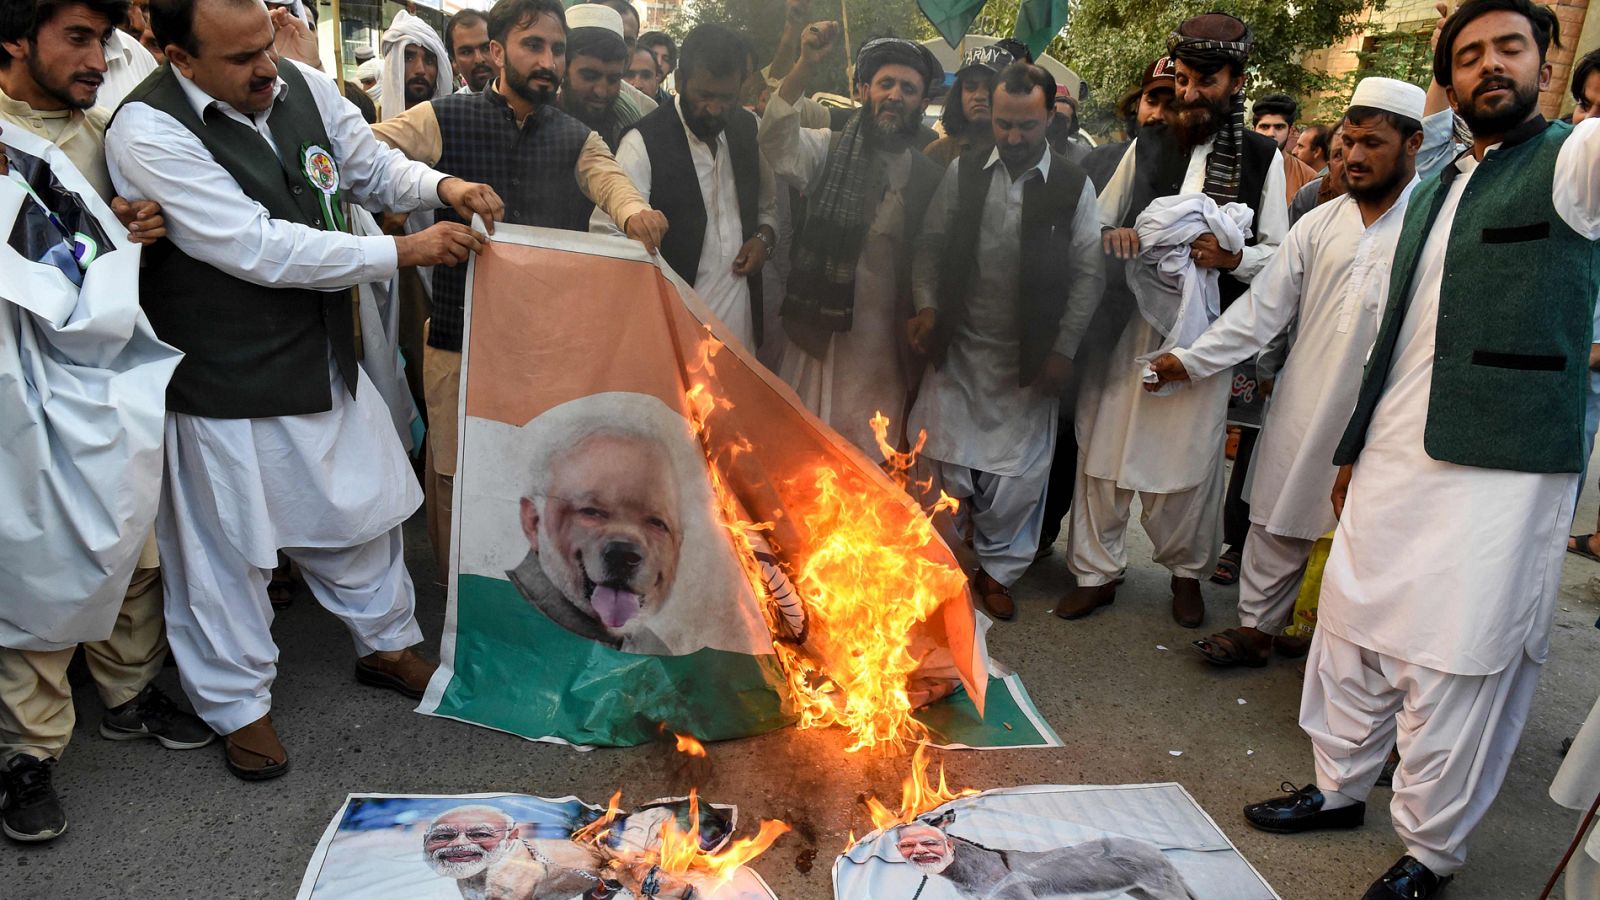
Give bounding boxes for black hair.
[939,65,994,137]
[567,25,626,64]
[487,0,566,46]
[1252,91,1298,125]
[675,22,748,83]
[1572,47,1600,102]
[1343,104,1423,141]
[1433,0,1559,87]
[993,61,1055,112]
[445,8,487,56]
[148,0,259,56]
[637,30,673,65]
[1299,122,1333,158]
[0,0,129,66]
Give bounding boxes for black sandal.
[1568,534,1600,564]
[1210,549,1242,586]
[1193,628,1271,668]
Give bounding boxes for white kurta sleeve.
[1096,137,1138,228]
[757,149,779,232]
[1416,109,1464,183]
[758,93,830,190]
[1230,149,1289,283]
[911,160,960,313]
[1172,211,1307,381]
[107,103,405,291]
[1555,116,1600,240]
[590,128,650,236]
[1053,178,1107,359]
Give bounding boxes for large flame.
[863,744,979,833]
[572,789,790,896]
[683,336,968,754]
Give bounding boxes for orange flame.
[674,732,708,758]
[685,335,969,753]
[863,744,978,833]
[575,789,790,895]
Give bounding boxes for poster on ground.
[416,225,1058,751]
[833,784,1280,900]
[293,792,778,899]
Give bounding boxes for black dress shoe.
[1361,855,1452,899]
[1243,782,1366,834]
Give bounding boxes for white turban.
[380,9,453,121]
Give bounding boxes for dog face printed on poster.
[891,813,1195,900]
[516,427,683,651]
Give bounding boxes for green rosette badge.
[300,142,347,232]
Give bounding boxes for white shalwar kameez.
[759,94,918,456]
[595,96,779,350]
[907,152,1103,586]
[1170,182,1417,632]
[1069,136,1287,586]
[1303,117,1600,876]
[107,61,444,733]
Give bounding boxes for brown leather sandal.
[224,715,288,781]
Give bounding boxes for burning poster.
[418,226,1058,751]
[293,792,783,899]
[835,784,1280,900]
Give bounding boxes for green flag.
[918,0,989,48]
[1012,0,1069,60]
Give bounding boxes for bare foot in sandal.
[1194,626,1272,668]
[1567,533,1600,563]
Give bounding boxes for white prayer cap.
[356,58,381,83]
[566,3,624,37]
[1349,77,1426,124]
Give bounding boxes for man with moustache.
[1252,91,1319,203]
[445,8,493,94]
[759,23,945,457]
[1239,2,1600,896]
[558,3,638,149]
[379,8,450,121]
[106,0,505,779]
[922,41,1020,167]
[906,62,1104,620]
[894,820,954,874]
[624,42,658,98]
[1059,12,1286,629]
[423,805,520,892]
[373,0,667,577]
[598,23,776,351]
[1079,56,1177,191]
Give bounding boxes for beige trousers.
[422,334,462,579]
[0,566,167,762]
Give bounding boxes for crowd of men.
[1,0,1598,896]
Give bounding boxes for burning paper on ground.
[418,225,1057,751]
[294,792,784,900]
[836,783,1280,900]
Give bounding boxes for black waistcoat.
[932,148,1087,385]
[1124,123,1276,305]
[428,92,593,351]
[628,100,764,345]
[117,62,355,419]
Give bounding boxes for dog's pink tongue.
[590,586,642,629]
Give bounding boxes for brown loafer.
[973,570,1016,621]
[1171,576,1206,628]
[224,714,288,781]
[1052,582,1116,620]
[355,648,438,699]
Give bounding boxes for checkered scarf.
[781,109,880,333]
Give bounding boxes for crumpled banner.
[418,225,995,748]
[833,784,1281,899]
[295,792,779,900]
[0,126,180,651]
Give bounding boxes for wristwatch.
[755,225,776,256]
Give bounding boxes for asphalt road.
[5,476,1597,899]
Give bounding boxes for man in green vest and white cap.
[106,0,503,781]
[1238,1,1600,897]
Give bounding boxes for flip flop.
[1568,534,1600,564]
[1192,628,1270,668]
[1210,549,1242,586]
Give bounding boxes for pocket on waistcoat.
[1481,222,1551,243]
[1470,350,1567,371]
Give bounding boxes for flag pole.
[328,0,344,81]
[840,0,854,95]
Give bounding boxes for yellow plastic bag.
[1281,531,1336,640]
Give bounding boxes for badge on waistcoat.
[299,142,347,232]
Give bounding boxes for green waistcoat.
[1333,117,1600,473]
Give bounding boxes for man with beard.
[1239,2,1600,896]
[373,0,667,578]
[1080,57,1176,192]
[600,23,776,351]
[906,62,1103,620]
[1058,12,1286,629]
[559,3,638,149]
[1145,78,1448,670]
[0,0,209,844]
[379,8,450,121]
[1046,89,1090,164]
[423,805,520,895]
[759,23,945,457]
[445,8,493,93]
[923,42,1019,167]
